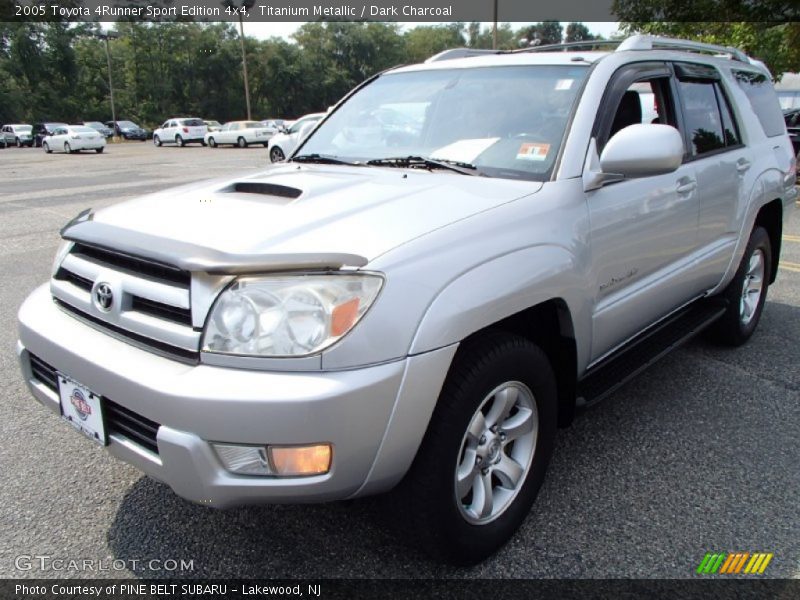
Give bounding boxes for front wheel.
[153,135,162,147]
[64,142,72,154]
[95,147,104,154]
[175,135,185,147]
[707,226,772,346]
[398,332,557,565]
[43,142,51,154]
[269,146,285,163]
[208,137,217,148]
[237,136,248,148]
[15,137,22,148]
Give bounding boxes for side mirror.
[600,124,684,177]
[297,121,316,141]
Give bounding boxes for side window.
[676,75,741,156]
[677,80,726,155]
[161,122,169,129]
[733,70,786,137]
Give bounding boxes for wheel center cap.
[487,440,502,463]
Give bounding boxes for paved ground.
[0,143,798,579]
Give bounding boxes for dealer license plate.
[58,375,107,446]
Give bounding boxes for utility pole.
[96,31,120,141]
[223,0,255,120]
[492,0,498,50]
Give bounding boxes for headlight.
[202,273,383,357]
[51,240,73,276]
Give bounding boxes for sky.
[243,21,621,41]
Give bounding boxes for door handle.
[676,180,697,194]
[736,159,751,173]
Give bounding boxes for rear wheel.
[270,146,285,163]
[15,137,22,148]
[153,135,162,147]
[237,136,248,148]
[397,332,557,565]
[176,135,185,147]
[64,142,72,154]
[708,226,772,346]
[95,147,104,154]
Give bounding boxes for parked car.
[32,122,67,147]
[204,120,274,148]
[204,120,222,132]
[260,119,287,133]
[106,120,148,141]
[42,125,106,154]
[83,121,115,138]
[18,36,796,566]
[153,117,208,147]
[1,123,34,147]
[0,134,6,149]
[267,112,325,162]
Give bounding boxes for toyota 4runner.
[17,35,796,564]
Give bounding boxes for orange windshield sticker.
[516,143,550,162]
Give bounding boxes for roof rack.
[616,35,749,62]
[425,48,499,63]
[513,40,621,54]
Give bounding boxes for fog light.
[214,444,271,476]
[269,444,331,476]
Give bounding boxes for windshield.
[70,126,97,134]
[85,122,104,128]
[299,65,588,181]
[118,121,138,128]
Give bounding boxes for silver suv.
[17,36,796,564]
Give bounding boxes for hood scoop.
[221,181,302,199]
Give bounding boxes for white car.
[204,121,274,148]
[1,124,34,147]
[267,113,325,163]
[42,125,106,154]
[153,117,208,147]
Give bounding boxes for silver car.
[2,123,34,147]
[17,35,796,564]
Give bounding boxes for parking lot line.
[782,234,800,243]
[779,260,800,273]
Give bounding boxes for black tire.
[64,142,72,154]
[270,146,285,163]
[707,226,772,346]
[95,147,104,154]
[153,135,162,147]
[397,331,557,565]
[176,135,185,147]
[208,137,217,148]
[43,142,51,154]
[15,137,22,148]
[237,136,248,148]
[201,140,207,147]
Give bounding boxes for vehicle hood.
[66,164,542,269]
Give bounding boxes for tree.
[565,23,595,43]
[613,1,800,76]
[404,23,466,63]
[468,22,518,50]
[518,21,563,47]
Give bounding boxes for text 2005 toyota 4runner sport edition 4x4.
[17,35,796,564]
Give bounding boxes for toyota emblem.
[94,283,113,312]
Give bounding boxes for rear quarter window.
[733,70,786,137]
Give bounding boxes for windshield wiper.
[290,153,363,166]
[366,156,478,176]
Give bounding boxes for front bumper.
[18,284,453,507]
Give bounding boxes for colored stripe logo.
[696,552,773,574]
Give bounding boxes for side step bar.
[577,298,728,407]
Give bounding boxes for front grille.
[28,352,161,455]
[51,242,200,360]
[71,243,190,286]
[131,296,192,326]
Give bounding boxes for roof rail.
[512,40,622,54]
[425,48,499,63]
[616,34,749,62]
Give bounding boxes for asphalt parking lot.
[1,142,798,579]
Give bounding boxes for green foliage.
[0,21,609,126]
[614,1,800,76]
